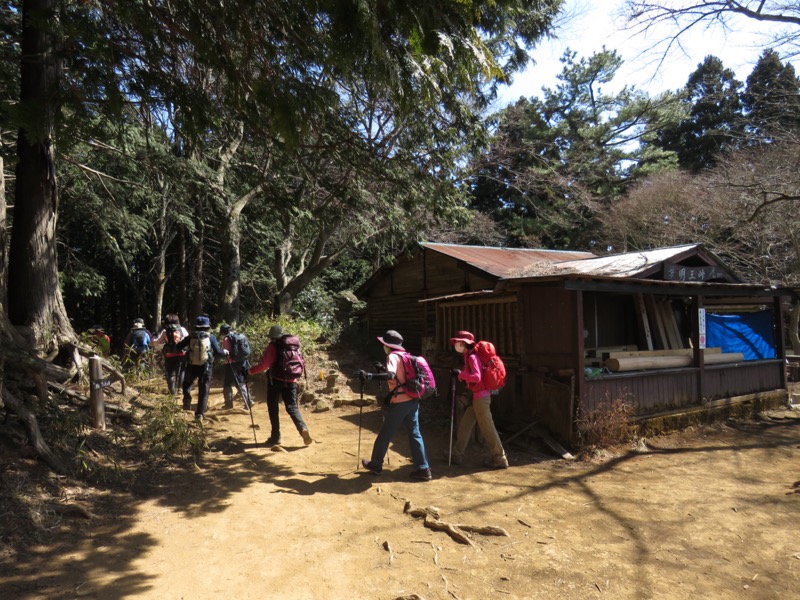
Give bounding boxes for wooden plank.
[635,294,654,351]
[645,295,667,349]
[656,301,683,349]
[605,352,745,372]
[606,348,721,359]
[587,345,639,358]
[532,425,574,460]
[659,300,682,349]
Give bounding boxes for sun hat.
[377,330,405,351]
[449,330,475,346]
[195,315,211,329]
[133,319,145,329]
[219,323,232,334]
[268,325,283,339]
[92,324,104,333]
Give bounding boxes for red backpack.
[473,341,506,391]
[271,335,305,379]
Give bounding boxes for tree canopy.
[1,0,565,348]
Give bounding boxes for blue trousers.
[369,399,429,470]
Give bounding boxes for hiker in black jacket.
[177,315,227,422]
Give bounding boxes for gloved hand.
[373,361,386,372]
[352,370,371,381]
[223,349,230,356]
[451,368,460,376]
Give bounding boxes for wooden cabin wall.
[432,295,522,428]
[363,250,495,354]
[517,285,581,443]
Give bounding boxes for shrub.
[575,393,634,452]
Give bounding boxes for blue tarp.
[706,310,776,360]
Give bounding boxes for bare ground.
[2,367,799,600]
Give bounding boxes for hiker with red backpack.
[247,325,313,447]
[152,313,189,396]
[353,330,432,482]
[448,330,509,469]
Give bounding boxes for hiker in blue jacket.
[219,324,252,410]
[123,318,152,370]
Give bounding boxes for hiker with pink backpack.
[448,330,509,469]
[353,330,433,481]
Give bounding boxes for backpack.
[163,324,183,355]
[395,351,437,400]
[272,335,305,379]
[130,329,149,354]
[188,331,212,366]
[473,341,506,391]
[227,332,251,362]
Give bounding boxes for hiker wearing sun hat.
[448,330,508,469]
[353,329,432,481]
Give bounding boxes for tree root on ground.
[403,500,510,546]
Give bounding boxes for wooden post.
[89,356,106,430]
[635,294,654,351]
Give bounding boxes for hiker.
[123,318,152,369]
[248,325,313,446]
[448,330,508,469]
[353,330,432,481]
[152,314,189,396]
[90,324,111,357]
[219,323,253,409]
[176,315,227,422]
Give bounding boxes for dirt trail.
[3,382,800,600]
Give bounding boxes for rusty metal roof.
[422,242,596,279]
[507,244,705,278]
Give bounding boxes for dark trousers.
[164,354,186,396]
[223,361,250,407]
[266,379,307,439]
[182,363,212,416]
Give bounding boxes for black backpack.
[130,329,149,353]
[227,332,251,362]
[272,335,304,379]
[163,323,183,354]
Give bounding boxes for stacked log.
[605,352,745,373]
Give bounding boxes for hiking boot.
[411,467,432,481]
[195,414,204,423]
[361,459,382,475]
[484,455,509,469]
[301,428,313,446]
[442,450,463,465]
[264,436,281,447]
[223,402,234,409]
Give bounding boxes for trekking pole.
[229,362,258,445]
[448,371,457,466]
[356,376,365,471]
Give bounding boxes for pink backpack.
[394,351,437,400]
